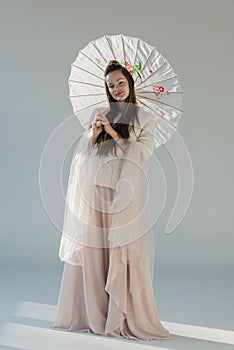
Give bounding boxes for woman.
[51,60,174,341]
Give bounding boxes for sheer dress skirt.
[51,184,173,341]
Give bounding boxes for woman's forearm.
[109,129,129,154]
[87,132,97,152]
[88,128,129,154]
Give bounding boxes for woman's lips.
[116,91,124,96]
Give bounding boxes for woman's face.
[105,70,130,101]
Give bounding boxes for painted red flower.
[124,61,133,74]
[153,85,165,96]
[125,61,131,69]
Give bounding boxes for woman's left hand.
[95,111,113,135]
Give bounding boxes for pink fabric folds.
[52,184,173,340]
[53,122,174,340]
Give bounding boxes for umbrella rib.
[135,74,180,90]
[121,34,126,63]
[152,75,181,85]
[72,64,104,81]
[135,59,168,89]
[69,93,106,98]
[136,90,183,95]
[133,38,140,68]
[137,94,184,113]
[136,99,171,142]
[68,80,104,88]
[80,50,105,73]
[104,35,116,60]
[82,120,93,129]
[134,45,154,85]
[74,99,107,113]
[90,41,108,64]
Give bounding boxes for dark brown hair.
[94,60,140,157]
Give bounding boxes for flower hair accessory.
[96,58,143,81]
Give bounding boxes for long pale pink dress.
[51,111,174,341]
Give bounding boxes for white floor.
[0,263,233,350]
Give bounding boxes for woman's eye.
[109,81,124,89]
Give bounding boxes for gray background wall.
[1,0,233,270]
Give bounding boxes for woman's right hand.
[91,113,104,143]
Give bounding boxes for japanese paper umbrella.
[68,33,183,148]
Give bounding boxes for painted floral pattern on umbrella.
[149,69,171,100]
[96,58,143,81]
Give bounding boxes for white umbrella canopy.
[68,33,183,148]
